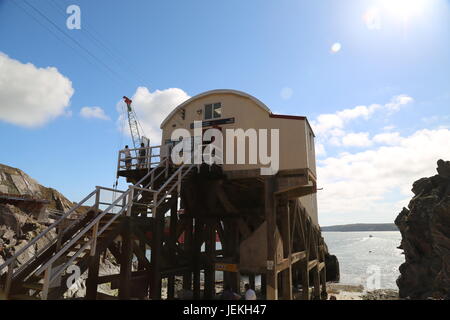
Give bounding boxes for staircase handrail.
[0,189,98,273]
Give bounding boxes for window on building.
[205,103,222,120]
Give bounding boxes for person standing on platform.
[244,283,257,300]
[123,145,132,170]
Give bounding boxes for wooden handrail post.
[151,170,155,189]
[126,188,134,217]
[153,192,158,217]
[4,259,15,299]
[41,265,52,300]
[94,187,100,214]
[91,221,99,257]
[56,226,64,252]
[177,168,182,194]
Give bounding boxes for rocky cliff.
[395,159,450,299]
[0,163,77,271]
[0,163,119,298]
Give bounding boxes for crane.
[123,96,142,150]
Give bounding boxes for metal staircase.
[0,149,197,300]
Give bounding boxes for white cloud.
[422,115,450,125]
[373,132,402,145]
[117,87,190,144]
[0,52,74,127]
[342,132,373,147]
[315,143,326,157]
[317,128,450,225]
[311,104,379,137]
[311,95,413,142]
[385,94,414,113]
[80,106,110,120]
[382,125,396,131]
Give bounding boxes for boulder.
[325,254,340,282]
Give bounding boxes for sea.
[148,231,404,291]
[322,231,404,290]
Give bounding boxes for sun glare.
[380,0,428,20]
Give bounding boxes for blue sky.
[0,0,449,225]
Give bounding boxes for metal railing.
[0,149,197,300]
[130,163,196,217]
[117,145,163,172]
[0,186,127,298]
[30,163,168,299]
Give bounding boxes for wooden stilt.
[265,176,278,300]
[192,218,202,299]
[261,273,267,299]
[150,211,164,300]
[204,222,216,299]
[119,221,133,300]
[280,199,293,300]
[168,195,178,300]
[319,239,327,300]
[183,213,193,291]
[313,266,321,299]
[85,253,101,300]
[249,274,256,291]
[301,260,309,300]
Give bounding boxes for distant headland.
[321,223,398,232]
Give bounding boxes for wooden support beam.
[313,264,321,300]
[264,176,278,300]
[138,240,146,271]
[204,222,216,299]
[249,274,256,291]
[291,251,307,264]
[119,221,133,300]
[107,242,122,264]
[261,273,267,299]
[192,218,203,299]
[230,221,240,294]
[132,241,152,271]
[85,253,101,300]
[182,212,193,291]
[280,201,293,300]
[318,238,327,300]
[150,210,164,300]
[168,193,178,300]
[276,258,290,272]
[318,262,325,271]
[301,259,309,300]
[308,259,318,271]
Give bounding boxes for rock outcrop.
[325,253,340,282]
[395,159,450,299]
[0,163,119,298]
[0,163,76,216]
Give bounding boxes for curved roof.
[160,89,272,128]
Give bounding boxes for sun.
[380,0,428,20]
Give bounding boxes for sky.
[0,0,449,226]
